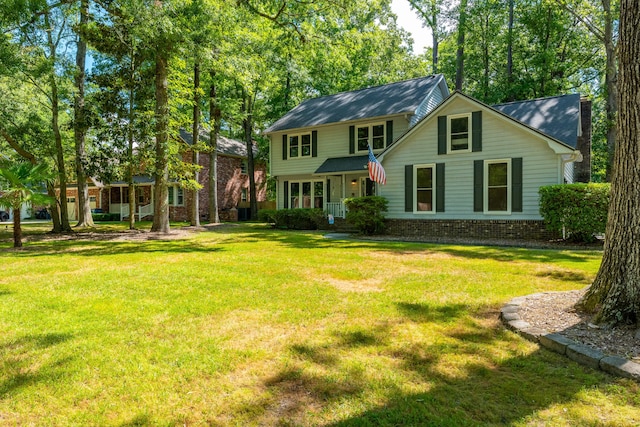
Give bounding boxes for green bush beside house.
[539,183,610,242]
[344,196,388,235]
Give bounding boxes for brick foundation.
[384,219,559,241]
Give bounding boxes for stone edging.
[500,296,640,381]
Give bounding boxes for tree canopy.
[0,0,619,228]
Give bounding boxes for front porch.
[284,172,375,219]
[107,180,155,221]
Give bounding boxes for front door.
[360,177,375,197]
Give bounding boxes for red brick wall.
[175,151,267,222]
[385,219,560,240]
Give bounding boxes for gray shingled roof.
[314,156,369,174]
[265,75,446,133]
[179,129,256,157]
[493,94,580,148]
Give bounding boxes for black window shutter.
[311,130,318,157]
[405,165,413,212]
[512,157,523,212]
[437,116,447,155]
[283,181,289,209]
[349,126,355,154]
[326,179,331,203]
[386,120,393,147]
[436,163,445,212]
[472,111,482,152]
[282,134,288,160]
[474,160,484,212]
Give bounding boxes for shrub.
[539,183,610,242]
[344,196,388,235]
[261,209,326,230]
[92,213,120,222]
[257,209,277,224]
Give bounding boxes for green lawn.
[0,223,638,426]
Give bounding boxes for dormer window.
[448,113,472,152]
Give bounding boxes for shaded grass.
[0,223,636,426]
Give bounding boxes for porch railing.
[111,203,154,220]
[137,203,153,218]
[326,201,346,218]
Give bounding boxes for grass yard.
[0,223,638,426]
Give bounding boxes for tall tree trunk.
[208,74,220,224]
[578,0,640,326]
[126,41,137,230]
[45,11,72,233]
[74,0,93,228]
[46,182,62,232]
[242,90,257,220]
[127,83,136,230]
[151,45,170,233]
[482,15,489,100]
[506,0,514,101]
[455,0,467,91]
[191,61,201,227]
[408,0,439,73]
[12,207,22,248]
[431,2,438,74]
[602,0,618,182]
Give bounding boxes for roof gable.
[179,129,255,158]
[265,75,448,133]
[380,91,577,160]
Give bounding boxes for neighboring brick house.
[64,132,267,222]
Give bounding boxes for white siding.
[381,98,566,221]
[270,116,410,178]
[410,89,445,127]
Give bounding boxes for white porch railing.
[137,203,153,218]
[110,203,154,220]
[326,201,346,218]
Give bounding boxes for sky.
[390,0,432,54]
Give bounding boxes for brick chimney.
[574,97,592,183]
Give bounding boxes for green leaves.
[539,183,610,242]
[0,160,54,210]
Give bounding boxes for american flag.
[368,144,386,185]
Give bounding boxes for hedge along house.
[378,91,589,240]
[264,75,451,218]
[63,132,267,222]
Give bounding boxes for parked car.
[0,210,8,222]
[35,208,51,220]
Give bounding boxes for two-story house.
[265,75,450,218]
[266,75,591,239]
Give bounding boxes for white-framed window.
[241,188,247,202]
[289,180,324,209]
[414,164,436,213]
[357,123,386,152]
[168,186,184,207]
[448,113,472,153]
[485,159,511,213]
[240,160,248,174]
[289,133,312,158]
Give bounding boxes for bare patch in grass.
[200,309,294,353]
[320,276,384,293]
[366,250,456,261]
